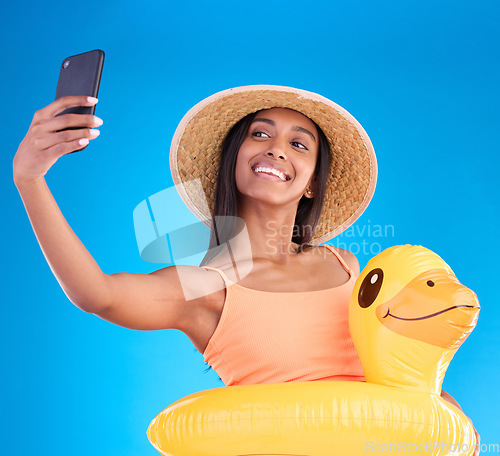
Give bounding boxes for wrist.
[14,174,45,189]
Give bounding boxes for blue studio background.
[2,1,499,454]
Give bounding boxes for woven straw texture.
[170,85,377,245]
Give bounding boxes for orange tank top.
[201,244,366,386]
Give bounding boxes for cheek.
[297,155,317,181]
[234,141,255,175]
[235,149,248,172]
[235,141,250,166]
[234,153,249,191]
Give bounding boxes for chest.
[219,247,351,293]
[188,247,353,354]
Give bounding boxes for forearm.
[14,176,109,312]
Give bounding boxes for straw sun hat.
[170,85,377,245]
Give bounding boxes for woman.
[12,85,479,453]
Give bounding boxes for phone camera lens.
[63,60,70,69]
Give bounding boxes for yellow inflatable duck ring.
[147,245,480,456]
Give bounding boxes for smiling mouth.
[251,166,291,182]
[383,305,479,321]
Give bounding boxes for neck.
[361,329,456,395]
[234,196,303,265]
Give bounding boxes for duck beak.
[375,269,480,349]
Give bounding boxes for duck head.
[349,245,480,395]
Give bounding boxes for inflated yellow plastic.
[147,245,480,456]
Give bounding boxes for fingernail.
[79,138,89,146]
[93,117,103,126]
[89,129,100,137]
[87,97,98,104]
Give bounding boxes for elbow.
[69,296,110,315]
[67,274,112,314]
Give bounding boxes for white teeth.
[253,166,288,181]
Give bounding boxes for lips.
[251,162,291,182]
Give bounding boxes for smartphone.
[54,49,104,150]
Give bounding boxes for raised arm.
[13,95,107,312]
[13,96,224,332]
[14,176,109,312]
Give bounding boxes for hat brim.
[170,85,377,245]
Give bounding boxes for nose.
[265,140,287,160]
[265,150,286,160]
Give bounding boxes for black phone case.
[55,49,104,113]
[54,49,104,151]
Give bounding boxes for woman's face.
[235,107,319,209]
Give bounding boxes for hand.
[13,96,102,184]
[472,425,481,456]
[440,390,480,455]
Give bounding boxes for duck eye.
[358,268,384,308]
[427,280,435,287]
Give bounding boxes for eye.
[291,141,308,150]
[427,280,435,287]
[358,268,384,308]
[252,131,270,138]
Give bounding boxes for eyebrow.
[251,118,317,143]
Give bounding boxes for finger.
[35,127,100,151]
[45,136,94,158]
[37,95,98,120]
[45,113,103,133]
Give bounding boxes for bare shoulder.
[319,245,360,275]
[335,247,360,275]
